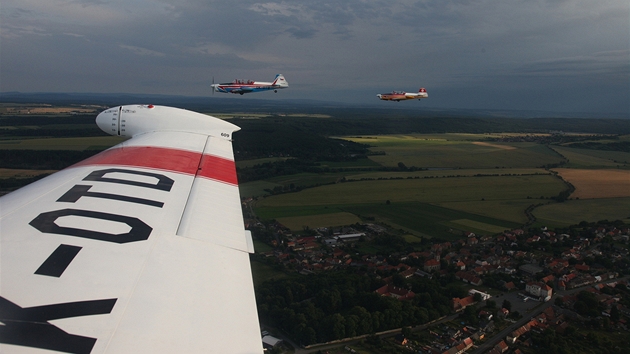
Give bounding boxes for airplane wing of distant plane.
[235,87,255,93]
[0,105,263,353]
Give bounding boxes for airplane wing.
[235,87,255,93]
[0,105,263,353]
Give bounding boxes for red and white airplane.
[0,105,263,353]
[377,88,428,101]
[211,74,288,95]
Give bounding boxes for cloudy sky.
[1,0,628,115]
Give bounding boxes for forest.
[255,268,462,345]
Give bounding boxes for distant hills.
[1,91,627,120]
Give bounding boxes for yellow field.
[471,141,516,150]
[554,168,630,199]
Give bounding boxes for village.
[249,217,630,353]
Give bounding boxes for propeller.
[211,77,215,95]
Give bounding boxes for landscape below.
[1,97,629,353]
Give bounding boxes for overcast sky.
[1,0,628,115]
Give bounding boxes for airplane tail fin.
[272,74,289,88]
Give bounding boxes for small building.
[424,259,441,272]
[519,264,543,276]
[375,284,415,300]
[468,289,492,301]
[526,281,553,301]
[453,295,475,311]
[262,335,283,350]
[337,233,365,242]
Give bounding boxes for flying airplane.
[0,105,264,353]
[211,74,288,95]
[377,88,428,101]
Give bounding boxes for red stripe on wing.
[198,154,238,185]
[72,146,238,185]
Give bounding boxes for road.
[470,301,551,354]
[471,275,628,353]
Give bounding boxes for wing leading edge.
[0,105,263,353]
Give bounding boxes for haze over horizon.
[1,1,628,116]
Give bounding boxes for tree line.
[255,269,459,345]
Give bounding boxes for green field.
[250,259,293,287]
[0,136,124,150]
[254,204,352,220]
[436,199,537,224]
[249,133,628,235]
[551,146,630,169]
[316,158,382,168]
[4,123,626,237]
[239,180,282,199]
[236,157,291,168]
[344,135,563,169]
[277,212,362,231]
[449,219,514,234]
[253,175,560,235]
[344,168,551,180]
[343,202,521,239]
[255,175,565,206]
[532,197,630,227]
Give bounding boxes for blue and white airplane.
[211,74,288,95]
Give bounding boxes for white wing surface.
[0,105,263,353]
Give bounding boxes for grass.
[317,158,382,168]
[252,239,274,253]
[276,212,362,231]
[532,197,630,228]
[402,234,423,243]
[253,205,347,220]
[236,157,291,168]
[436,200,537,224]
[343,135,563,169]
[239,180,281,198]
[250,259,293,287]
[449,219,514,234]
[370,142,561,169]
[254,175,566,207]
[255,200,523,239]
[345,168,551,180]
[252,173,564,236]
[0,136,124,150]
[344,202,521,239]
[265,172,348,189]
[551,146,629,169]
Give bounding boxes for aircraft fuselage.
[377,88,428,101]
[212,74,288,95]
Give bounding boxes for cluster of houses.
[400,275,629,354]
[257,221,628,299]
[253,220,629,352]
[477,306,568,354]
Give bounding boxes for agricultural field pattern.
[1,101,629,241]
[245,133,630,240]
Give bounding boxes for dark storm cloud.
[1,0,628,114]
[518,51,630,78]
